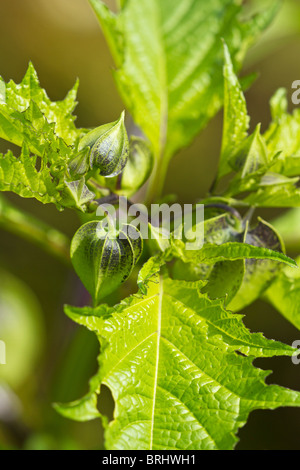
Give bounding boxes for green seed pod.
[71,220,143,305]
[78,111,129,178]
[121,136,154,194]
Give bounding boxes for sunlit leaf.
[264,257,300,330]
[56,271,300,450]
[89,0,279,165]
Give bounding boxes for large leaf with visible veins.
[89,0,279,163]
[55,270,300,450]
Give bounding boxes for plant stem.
[204,203,242,220]
[0,195,71,264]
[145,151,169,206]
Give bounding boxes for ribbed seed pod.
[71,220,143,305]
[78,111,129,178]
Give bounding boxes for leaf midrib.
[149,275,163,450]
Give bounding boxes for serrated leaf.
[217,80,300,206]
[224,124,271,198]
[172,240,296,268]
[53,390,101,423]
[218,43,250,180]
[229,218,287,312]
[0,145,61,206]
[137,251,171,294]
[223,85,300,207]
[0,62,80,146]
[57,272,300,450]
[233,124,269,177]
[0,64,100,211]
[243,183,300,207]
[89,0,279,164]
[264,257,300,330]
[264,88,300,177]
[172,211,242,281]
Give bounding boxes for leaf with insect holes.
[0,63,95,211]
[55,267,300,450]
[0,62,80,148]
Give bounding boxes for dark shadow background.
[0,0,300,450]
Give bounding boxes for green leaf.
[218,43,250,180]
[172,212,292,311]
[264,88,300,177]
[172,211,242,281]
[186,211,242,246]
[218,83,300,207]
[0,64,101,211]
[223,124,272,199]
[172,240,296,268]
[53,393,101,422]
[89,0,279,164]
[0,145,61,206]
[224,86,300,207]
[264,257,300,330]
[70,220,143,305]
[243,183,300,207]
[232,124,269,178]
[171,219,296,312]
[58,272,300,450]
[217,80,300,206]
[0,62,80,148]
[137,250,171,294]
[229,218,287,312]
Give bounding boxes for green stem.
[145,151,169,206]
[0,195,71,264]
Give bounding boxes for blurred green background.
[0,0,300,450]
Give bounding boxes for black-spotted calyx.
[71,220,143,305]
[78,111,129,178]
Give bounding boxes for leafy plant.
[1,0,300,450]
